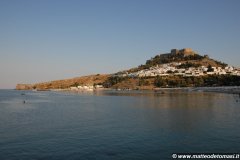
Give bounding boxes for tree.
[154,76,167,87]
[193,77,204,87]
[70,82,79,87]
[207,65,214,72]
[185,77,193,85]
[138,78,145,86]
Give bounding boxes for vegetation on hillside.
[133,52,228,72]
[102,76,128,88]
[154,75,240,88]
[177,62,201,69]
[102,74,240,89]
[137,53,205,70]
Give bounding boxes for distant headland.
[16,48,240,91]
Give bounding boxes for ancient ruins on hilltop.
[160,48,195,58]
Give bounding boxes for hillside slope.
[126,48,227,73]
[16,48,239,90]
[16,74,110,90]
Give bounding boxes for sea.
[0,89,239,160]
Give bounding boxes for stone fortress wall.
[160,48,195,58]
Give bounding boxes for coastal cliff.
[16,84,34,90]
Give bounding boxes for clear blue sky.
[1,0,240,89]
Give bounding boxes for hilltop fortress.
[16,48,240,90]
[160,48,196,58]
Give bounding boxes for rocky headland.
[16,48,240,91]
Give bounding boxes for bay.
[0,89,239,159]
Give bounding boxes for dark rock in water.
[21,93,25,95]
[23,100,26,104]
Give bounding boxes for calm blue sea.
[0,89,239,159]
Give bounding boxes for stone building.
[171,49,179,55]
[160,48,195,59]
[179,48,195,56]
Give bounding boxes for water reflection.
[0,89,239,159]
[91,90,238,133]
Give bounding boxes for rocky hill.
[16,48,239,90]
[16,74,109,90]
[127,48,227,73]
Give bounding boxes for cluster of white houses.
[115,62,240,78]
[70,85,103,91]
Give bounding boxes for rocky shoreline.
[50,86,240,95]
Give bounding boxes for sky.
[0,0,240,89]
